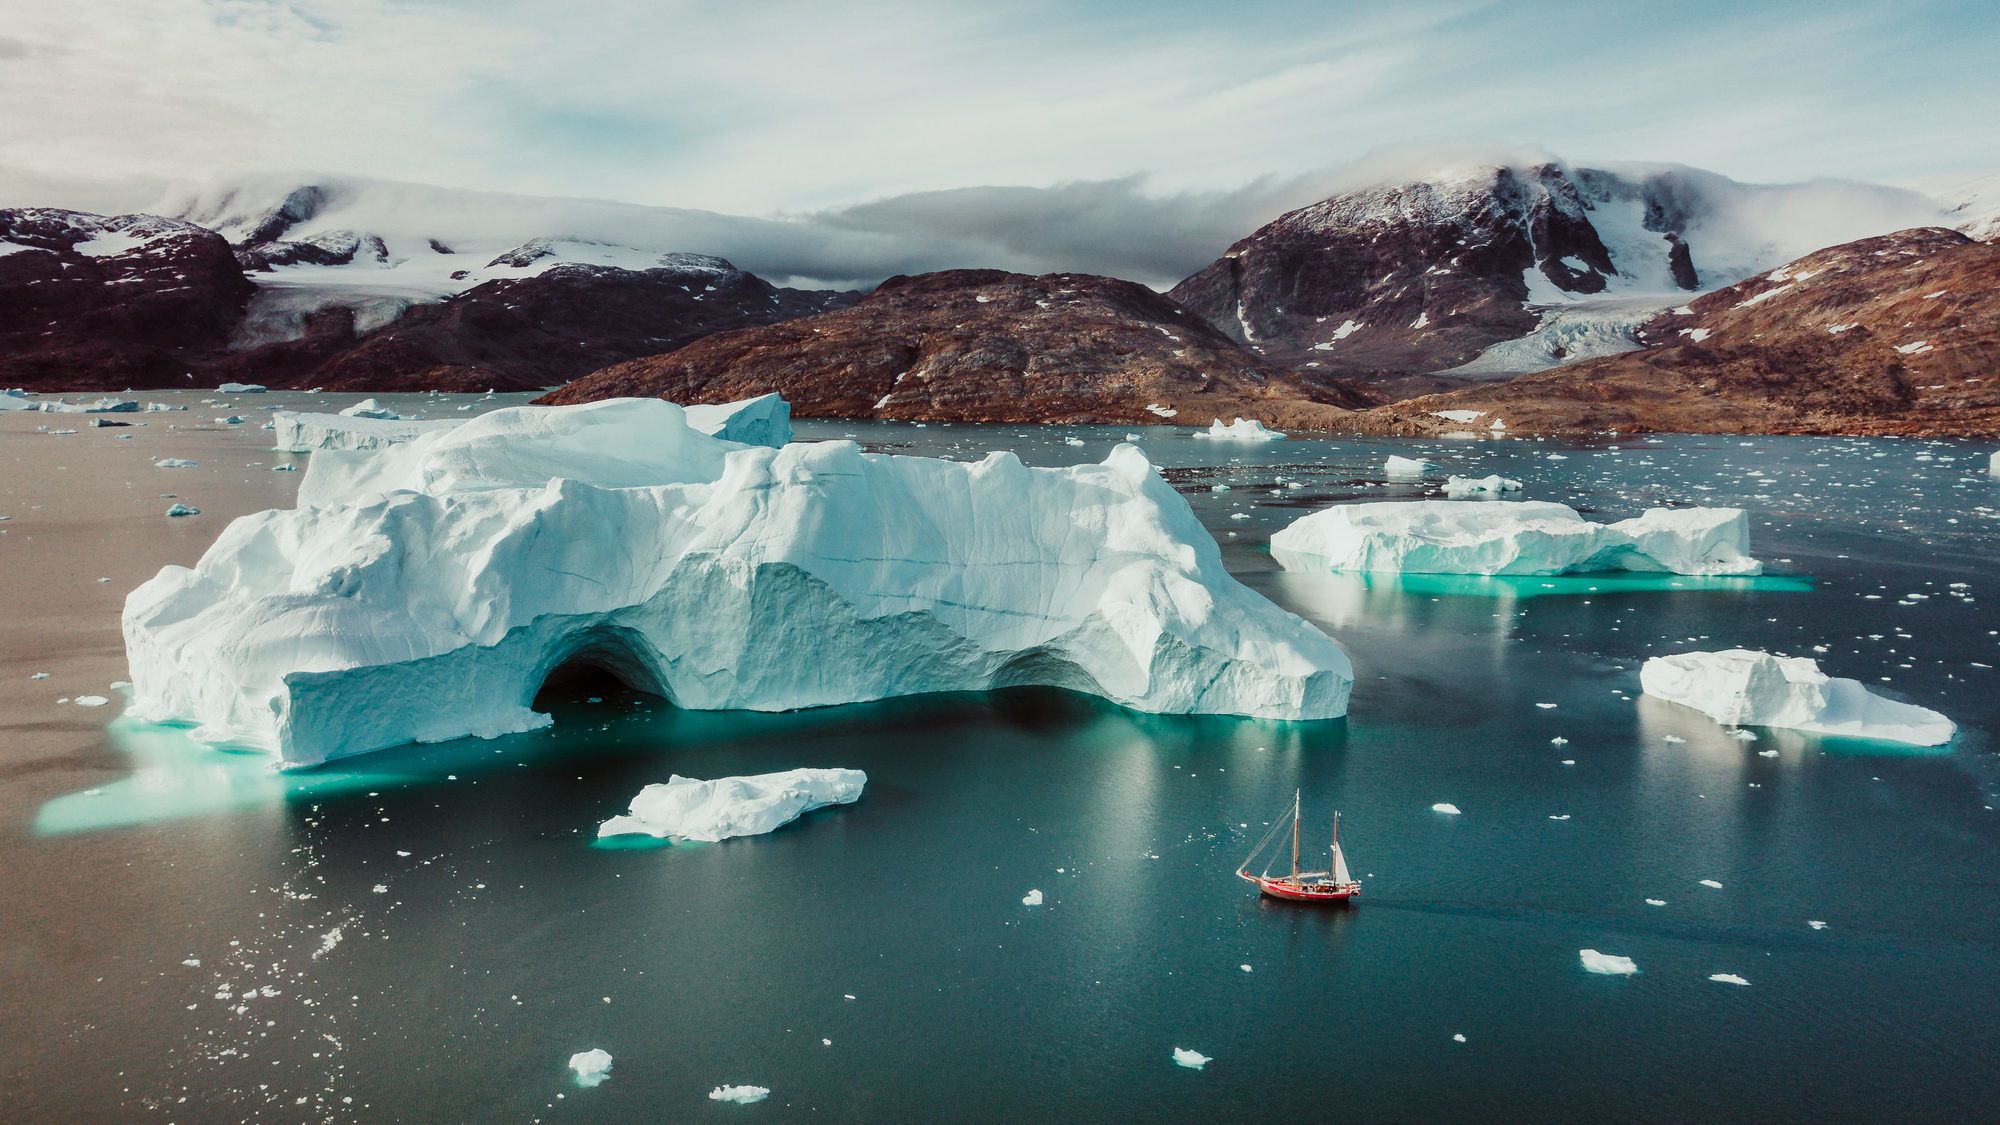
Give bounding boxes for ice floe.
[709,1085,769,1104]
[1171,1047,1211,1069]
[1194,417,1284,441]
[1441,474,1522,498]
[1431,802,1462,815]
[1271,501,1762,576]
[124,398,1350,766]
[565,1048,612,1086]
[1640,649,1955,746]
[216,383,267,393]
[1708,973,1750,986]
[597,769,866,843]
[1022,888,1044,906]
[1579,949,1638,975]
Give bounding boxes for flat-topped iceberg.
[124,398,1349,767]
[598,768,866,842]
[274,411,464,453]
[1384,455,1433,479]
[1640,649,1954,746]
[1194,417,1284,441]
[1271,500,1762,576]
[217,382,267,393]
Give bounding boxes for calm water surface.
[3,403,1997,1122]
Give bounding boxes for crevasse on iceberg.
[1270,500,1762,576]
[124,398,1350,767]
[1640,649,1954,746]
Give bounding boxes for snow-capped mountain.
[1938,171,2000,241]
[1168,161,1946,384]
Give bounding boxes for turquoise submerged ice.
[121,398,1351,768]
[1271,499,1762,576]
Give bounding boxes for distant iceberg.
[1271,500,1762,576]
[1194,417,1284,441]
[1384,455,1433,479]
[1640,649,1954,746]
[124,398,1350,767]
[272,391,792,457]
[598,769,866,843]
[338,397,401,420]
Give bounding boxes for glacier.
[123,397,1350,767]
[1640,649,1955,746]
[598,768,866,842]
[1270,500,1762,576]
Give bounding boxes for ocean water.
[3,408,1997,1121]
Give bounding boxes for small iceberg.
[216,382,267,394]
[154,457,198,469]
[1640,650,1955,746]
[1708,973,1750,986]
[338,398,402,420]
[1431,802,1462,815]
[1171,1047,1211,1070]
[1384,455,1433,479]
[709,1085,770,1104]
[568,1048,613,1087]
[1194,417,1285,441]
[1272,501,1762,577]
[1022,888,1044,906]
[1579,949,1638,975]
[597,769,866,843]
[1442,474,1521,498]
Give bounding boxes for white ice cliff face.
[123,398,1351,767]
[599,769,867,842]
[273,392,792,458]
[1640,649,1955,746]
[1270,500,1762,576]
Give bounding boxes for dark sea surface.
[4,403,1997,1122]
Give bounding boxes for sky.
[2,0,1994,282]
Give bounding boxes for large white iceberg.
[1194,417,1285,441]
[1640,649,1955,746]
[1270,501,1762,576]
[124,398,1350,767]
[598,768,866,842]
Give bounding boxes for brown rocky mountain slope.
[1359,228,2000,437]
[537,269,1357,427]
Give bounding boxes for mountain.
[539,269,1355,426]
[0,208,252,386]
[1,200,853,392]
[1167,162,1945,391]
[1361,227,2000,437]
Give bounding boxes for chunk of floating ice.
[1022,889,1043,906]
[216,383,266,393]
[1384,455,1434,479]
[1452,1033,1467,1043]
[1708,973,1750,986]
[708,1085,769,1104]
[73,695,110,707]
[1536,703,1557,709]
[1699,879,1724,889]
[1640,650,1955,746]
[164,503,199,517]
[1548,814,1571,821]
[1431,802,1462,815]
[1808,920,1828,930]
[1441,474,1522,498]
[338,398,401,421]
[1645,899,1667,906]
[568,1048,612,1087]
[154,458,198,469]
[598,769,865,844]
[1239,964,1253,972]
[1757,748,1779,758]
[1272,500,1761,576]
[122,399,1352,767]
[1172,1047,1212,1069]
[1193,417,1284,441]
[1579,949,1639,975]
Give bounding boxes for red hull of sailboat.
[1243,874,1359,903]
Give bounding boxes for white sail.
[1331,842,1353,885]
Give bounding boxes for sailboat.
[1237,790,1360,903]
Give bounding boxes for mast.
[1290,790,1300,880]
[1331,811,1339,876]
